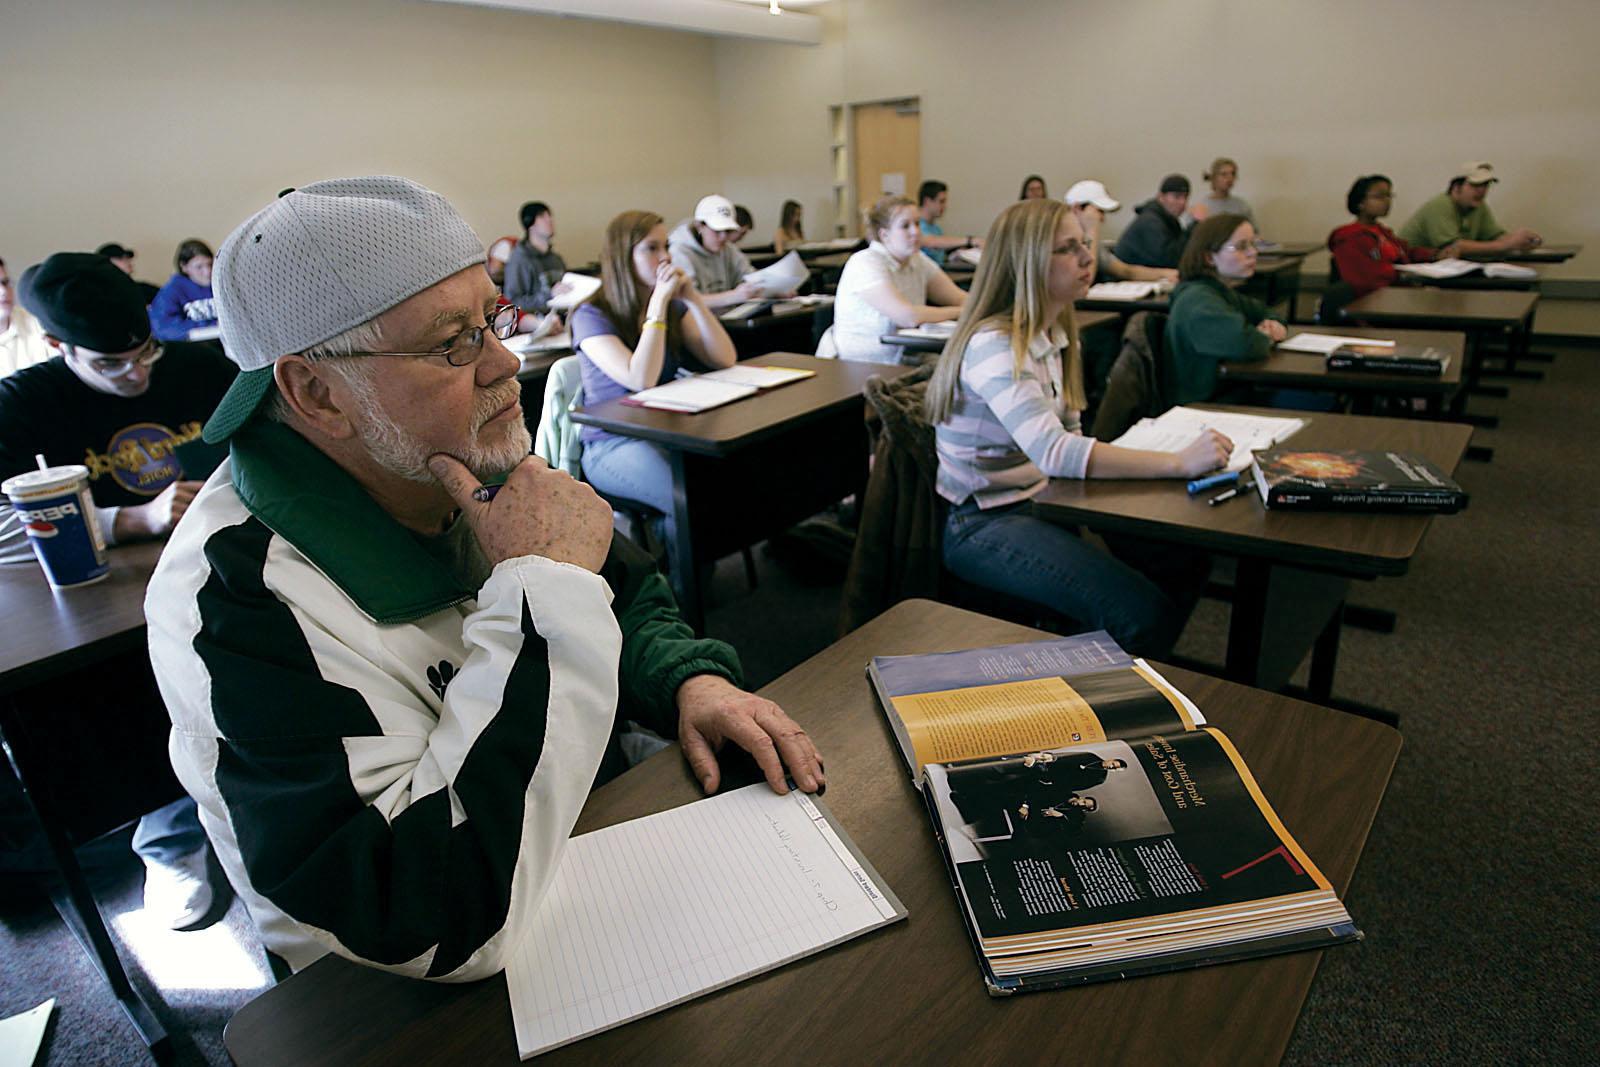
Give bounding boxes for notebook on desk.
[1110,406,1305,473]
[504,784,904,1058]
[1084,280,1165,301]
[621,365,816,413]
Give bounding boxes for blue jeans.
[131,797,207,866]
[582,435,677,565]
[942,499,1207,657]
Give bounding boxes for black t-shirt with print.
[0,343,237,508]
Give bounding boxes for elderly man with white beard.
[145,176,824,981]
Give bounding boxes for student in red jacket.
[1328,175,1459,296]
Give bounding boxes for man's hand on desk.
[114,479,203,541]
[1256,319,1288,343]
[675,673,825,797]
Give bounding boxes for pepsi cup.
[3,465,110,589]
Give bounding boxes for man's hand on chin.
[675,674,825,797]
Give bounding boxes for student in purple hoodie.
[149,239,218,341]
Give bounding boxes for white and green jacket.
[146,420,739,979]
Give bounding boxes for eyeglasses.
[352,301,520,368]
[1219,239,1260,254]
[74,338,165,378]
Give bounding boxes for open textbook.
[1084,280,1166,301]
[1110,406,1305,473]
[867,633,1357,995]
[504,785,904,1058]
[1394,258,1538,281]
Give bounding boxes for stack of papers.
[1084,280,1163,301]
[1276,333,1394,355]
[1110,406,1306,473]
[547,273,603,311]
[742,252,809,297]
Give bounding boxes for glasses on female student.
[1053,237,1095,258]
[1219,239,1260,253]
[355,301,521,367]
[77,338,166,378]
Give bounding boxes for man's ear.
[274,356,357,441]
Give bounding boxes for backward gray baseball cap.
[203,175,487,443]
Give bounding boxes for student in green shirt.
[1397,162,1542,255]
[1164,214,1285,405]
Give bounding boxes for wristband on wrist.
[644,318,667,331]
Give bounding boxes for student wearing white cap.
[1064,180,1178,285]
[144,176,825,980]
[667,194,764,310]
[1398,162,1542,255]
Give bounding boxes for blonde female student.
[830,195,967,364]
[574,210,737,561]
[925,198,1230,656]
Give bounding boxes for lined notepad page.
[505,784,904,1059]
[1112,405,1305,473]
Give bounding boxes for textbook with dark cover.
[1250,449,1467,513]
[867,634,1358,996]
[1325,342,1449,376]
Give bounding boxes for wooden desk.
[1343,287,1540,426]
[1464,242,1581,264]
[225,599,1400,1067]
[879,310,1121,358]
[719,302,823,360]
[571,354,910,630]
[0,541,178,1057]
[1032,406,1472,703]
[1220,327,1465,416]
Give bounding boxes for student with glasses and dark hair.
[0,251,237,930]
[1329,175,1459,297]
[1163,213,1286,405]
[149,238,219,341]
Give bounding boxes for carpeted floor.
[2,342,1595,1065]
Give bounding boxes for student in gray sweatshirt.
[667,195,762,310]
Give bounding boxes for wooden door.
[852,99,920,236]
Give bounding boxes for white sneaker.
[142,849,215,931]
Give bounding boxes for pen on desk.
[1207,486,1244,506]
[1186,471,1238,495]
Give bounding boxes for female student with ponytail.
[924,198,1230,656]
[573,210,737,562]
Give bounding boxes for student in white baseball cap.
[145,175,825,980]
[666,194,766,309]
[1398,161,1541,255]
[1064,179,1176,285]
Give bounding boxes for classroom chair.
[1089,313,1174,442]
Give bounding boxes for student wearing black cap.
[1112,174,1193,269]
[95,242,161,304]
[0,252,237,928]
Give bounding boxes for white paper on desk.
[1085,280,1160,301]
[546,273,603,311]
[1394,258,1479,280]
[1481,262,1538,280]
[627,376,757,413]
[504,785,903,1059]
[503,330,572,355]
[742,252,809,298]
[948,246,982,267]
[1276,332,1395,354]
[700,364,815,388]
[1111,406,1305,473]
[899,320,957,339]
[796,237,861,253]
[0,999,54,1067]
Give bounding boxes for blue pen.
[1186,471,1238,495]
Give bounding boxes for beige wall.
[0,0,724,274]
[715,0,1600,283]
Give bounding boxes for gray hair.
[263,316,386,424]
